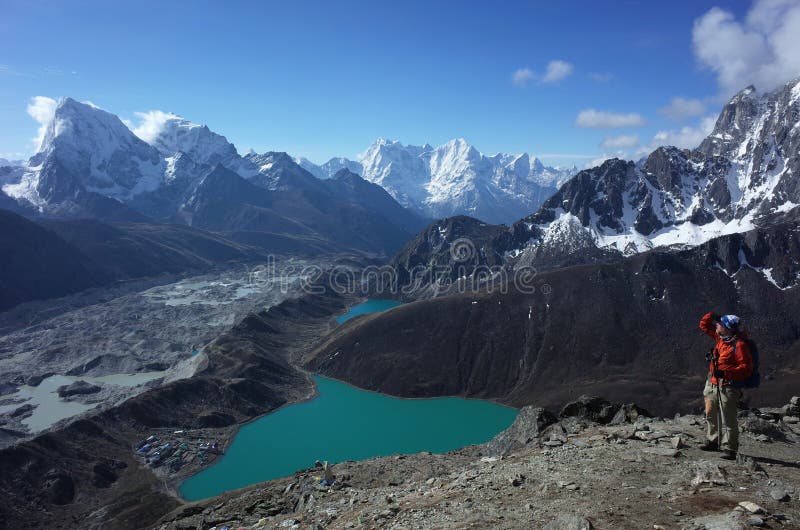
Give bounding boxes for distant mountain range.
[0,98,577,246]
[0,98,428,256]
[2,78,799,307]
[297,138,577,224]
[381,78,800,298]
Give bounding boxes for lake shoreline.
[176,298,517,502]
[178,374,517,501]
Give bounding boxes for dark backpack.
[729,338,760,389]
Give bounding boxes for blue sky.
[1,0,797,167]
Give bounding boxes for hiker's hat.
[720,314,740,331]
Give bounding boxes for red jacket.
[699,312,753,386]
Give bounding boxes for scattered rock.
[738,501,765,514]
[769,488,790,502]
[647,431,670,440]
[609,403,650,425]
[560,395,617,424]
[691,462,728,487]
[635,431,651,441]
[741,416,786,441]
[643,447,680,458]
[543,514,593,530]
[690,509,750,529]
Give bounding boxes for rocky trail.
[158,396,800,530]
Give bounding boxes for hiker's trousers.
[703,379,742,452]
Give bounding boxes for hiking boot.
[719,450,737,460]
[699,441,720,452]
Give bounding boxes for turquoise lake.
[180,376,517,500]
[179,299,517,501]
[334,298,403,323]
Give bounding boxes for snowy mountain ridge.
[1,98,297,212]
[299,137,577,224]
[505,78,800,263]
[1,97,573,225]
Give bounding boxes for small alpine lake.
[179,375,517,501]
[334,298,403,324]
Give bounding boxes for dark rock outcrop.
[57,381,101,398]
[485,406,558,456]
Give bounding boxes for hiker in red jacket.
[698,312,753,459]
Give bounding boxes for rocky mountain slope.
[309,220,800,416]
[1,99,426,256]
[0,282,357,529]
[0,209,271,311]
[0,210,102,311]
[510,78,800,258]
[157,395,800,530]
[300,138,577,224]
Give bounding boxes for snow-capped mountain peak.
[143,114,240,168]
[4,97,163,205]
[356,138,576,223]
[295,137,577,224]
[503,77,800,262]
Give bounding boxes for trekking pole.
[712,354,726,451]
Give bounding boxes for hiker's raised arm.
[699,311,719,339]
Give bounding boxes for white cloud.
[27,96,57,152]
[542,60,573,83]
[636,115,718,157]
[693,0,800,97]
[513,60,574,86]
[588,72,614,83]
[600,134,640,149]
[584,151,628,169]
[512,67,534,87]
[130,110,179,143]
[575,109,646,128]
[659,97,706,120]
[0,64,20,76]
[536,153,598,159]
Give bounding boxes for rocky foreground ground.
[157,396,800,530]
